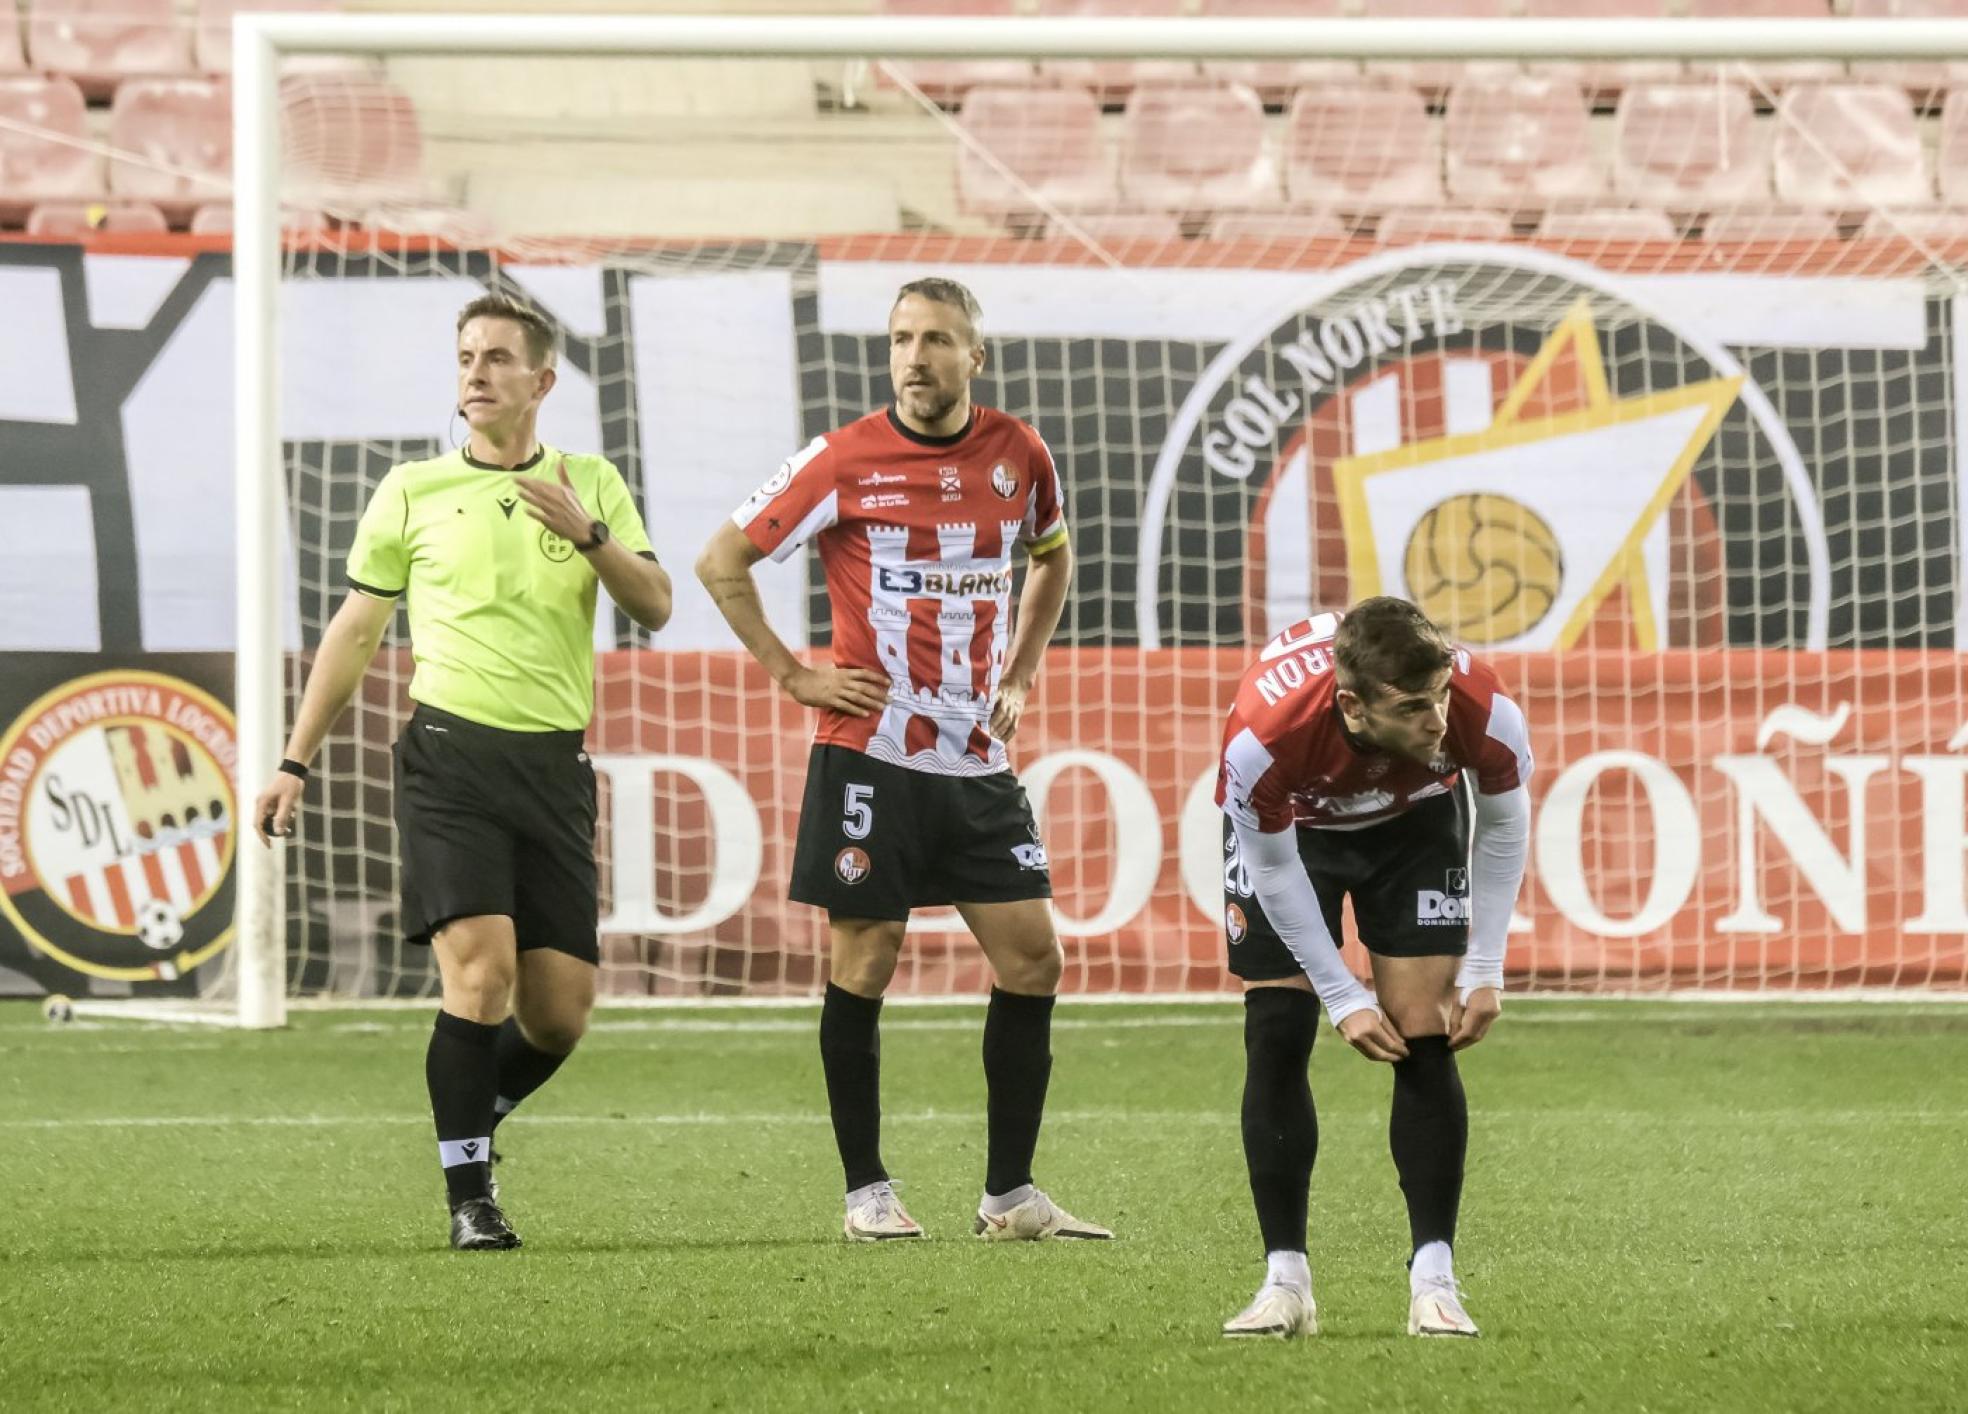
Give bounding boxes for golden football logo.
[1403,492,1565,644]
[0,671,237,980]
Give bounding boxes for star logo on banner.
[1330,300,1742,650]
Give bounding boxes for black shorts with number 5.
[788,744,1052,922]
[1223,784,1472,982]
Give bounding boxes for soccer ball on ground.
[135,898,185,951]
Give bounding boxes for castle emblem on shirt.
[989,462,1019,499]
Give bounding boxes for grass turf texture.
[1,1000,1963,1412]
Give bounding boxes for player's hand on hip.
[784,665,890,717]
[253,773,306,846]
[989,681,1029,741]
[513,457,590,542]
[1449,986,1502,1051]
[1338,1007,1410,1063]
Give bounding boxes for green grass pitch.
[2,999,1964,1412]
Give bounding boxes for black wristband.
[278,758,310,781]
[577,519,609,553]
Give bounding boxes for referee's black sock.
[1389,1033,1467,1253]
[490,1018,571,1133]
[1241,986,1320,1255]
[427,1011,501,1206]
[820,983,888,1192]
[982,987,1055,1197]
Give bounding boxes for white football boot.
[1407,1276,1481,1337]
[842,1182,925,1242]
[1222,1282,1318,1339]
[972,1188,1113,1241]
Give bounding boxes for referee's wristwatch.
[576,519,609,553]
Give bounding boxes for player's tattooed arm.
[696,523,888,717]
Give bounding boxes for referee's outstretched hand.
[784,664,890,718]
[1337,1007,1409,1064]
[253,773,306,846]
[513,457,593,544]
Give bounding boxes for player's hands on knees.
[253,773,306,846]
[784,664,890,717]
[1448,986,1502,1051]
[1338,1007,1410,1063]
[990,680,1030,741]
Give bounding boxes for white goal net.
[225,15,1968,1021]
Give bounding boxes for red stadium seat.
[0,76,100,223]
[1613,83,1772,211]
[1774,83,1929,210]
[186,202,330,232]
[1848,1,1968,107]
[1197,0,1359,105]
[1858,207,1968,239]
[1374,207,1514,244]
[1120,81,1278,214]
[1209,210,1350,241]
[1444,74,1604,209]
[1521,1,1679,101]
[1284,82,1441,211]
[197,0,341,75]
[363,202,497,243]
[1699,207,1841,241]
[873,0,1033,105]
[1044,211,1184,242]
[956,84,1118,216]
[25,199,168,234]
[1,7,23,70]
[27,0,190,100]
[280,72,428,213]
[1537,207,1679,241]
[1360,0,1515,101]
[1940,91,1968,203]
[1685,1,1842,94]
[1035,0,1194,104]
[108,79,231,221]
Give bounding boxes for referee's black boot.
[449,1196,522,1251]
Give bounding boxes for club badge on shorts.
[1225,902,1248,944]
[835,847,871,884]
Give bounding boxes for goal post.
[230,14,1968,1025]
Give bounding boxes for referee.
[251,295,671,1251]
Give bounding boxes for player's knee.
[830,946,898,997]
[523,1008,588,1056]
[441,952,515,1019]
[999,939,1062,995]
[1384,997,1451,1040]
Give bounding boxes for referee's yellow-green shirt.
[345,444,654,732]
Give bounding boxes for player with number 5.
[696,278,1110,1245]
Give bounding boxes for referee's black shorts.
[1223,784,1472,983]
[392,703,599,964]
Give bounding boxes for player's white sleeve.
[1461,784,1530,1002]
[1232,819,1377,1028]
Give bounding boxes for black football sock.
[1241,986,1320,1256]
[1389,1033,1467,1254]
[820,982,888,1192]
[490,1017,571,1133]
[427,1011,501,1206]
[982,987,1056,1197]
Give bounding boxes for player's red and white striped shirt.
[1217,612,1533,832]
[734,405,1068,776]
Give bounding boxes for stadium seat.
[1035,0,1194,103]
[1120,81,1278,214]
[1774,83,1929,210]
[1209,209,1350,241]
[1044,211,1184,242]
[0,76,100,223]
[26,0,191,101]
[1613,83,1772,211]
[1373,207,1514,243]
[1284,82,1441,211]
[1857,207,1968,239]
[25,199,168,234]
[1360,0,1516,101]
[1848,1,1968,108]
[1685,1,1843,93]
[1444,73,1605,209]
[1197,0,1359,105]
[1,8,23,70]
[956,84,1118,216]
[108,79,231,221]
[186,202,329,232]
[873,0,1033,105]
[196,0,341,76]
[362,202,497,243]
[1536,207,1679,241]
[1699,208,1842,241]
[1521,1,1679,101]
[1940,91,1968,203]
[279,72,429,214]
